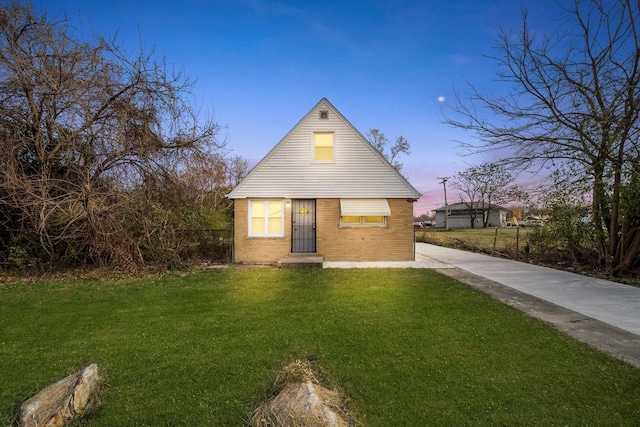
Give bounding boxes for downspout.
[410,198,417,260]
[413,223,416,261]
[230,199,235,264]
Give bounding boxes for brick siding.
[233,198,415,264]
[232,199,291,264]
[316,198,415,261]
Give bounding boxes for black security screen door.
[291,199,316,253]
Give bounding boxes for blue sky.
[38,0,561,215]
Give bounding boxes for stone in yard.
[261,381,349,427]
[19,364,101,427]
[252,360,351,427]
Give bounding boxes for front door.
[291,199,316,253]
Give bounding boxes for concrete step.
[277,253,324,268]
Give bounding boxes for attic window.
[314,132,334,161]
[319,110,329,119]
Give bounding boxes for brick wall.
[316,198,415,261]
[232,199,291,264]
[233,198,416,264]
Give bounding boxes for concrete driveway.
[416,243,640,335]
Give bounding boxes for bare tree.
[226,155,250,188]
[366,128,411,172]
[179,152,248,212]
[450,170,483,229]
[451,163,527,228]
[444,0,640,274]
[0,2,223,268]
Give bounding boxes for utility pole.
[438,177,449,231]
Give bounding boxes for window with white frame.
[314,132,334,161]
[249,200,284,237]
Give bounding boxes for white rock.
[19,364,101,427]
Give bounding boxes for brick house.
[226,98,421,264]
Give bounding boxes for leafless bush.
[0,1,235,270]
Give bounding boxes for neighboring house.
[434,202,508,228]
[226,98,422,264]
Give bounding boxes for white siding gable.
[227,98,421,199]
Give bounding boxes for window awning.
[340,199,391,216]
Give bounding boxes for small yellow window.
[341,215,387,227]
[341,216,361,223]
[314,132,334,161]
[365,216,385,224]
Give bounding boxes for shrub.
[527,204,598,266]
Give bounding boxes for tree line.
[0,2,245,271]
[445,0,640,277]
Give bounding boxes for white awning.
[340,199,391,216]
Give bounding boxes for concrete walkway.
[416,243,640,335]
[324,243,640,367]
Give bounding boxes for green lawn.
[416,227,530,257]
[1,268,639,425]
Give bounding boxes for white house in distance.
[226,98,422,265]
[434,202,508,228]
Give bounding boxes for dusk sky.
[39,0,562,215]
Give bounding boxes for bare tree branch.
[443,0,640,274]
[0,1,226,268]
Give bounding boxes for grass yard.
[1,268,639,425]
[416,227,530,257]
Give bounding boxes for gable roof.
[227,98,421,199]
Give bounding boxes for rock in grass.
[19,364,101,427]
[252,360,351,427]
[263,381,349,427]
